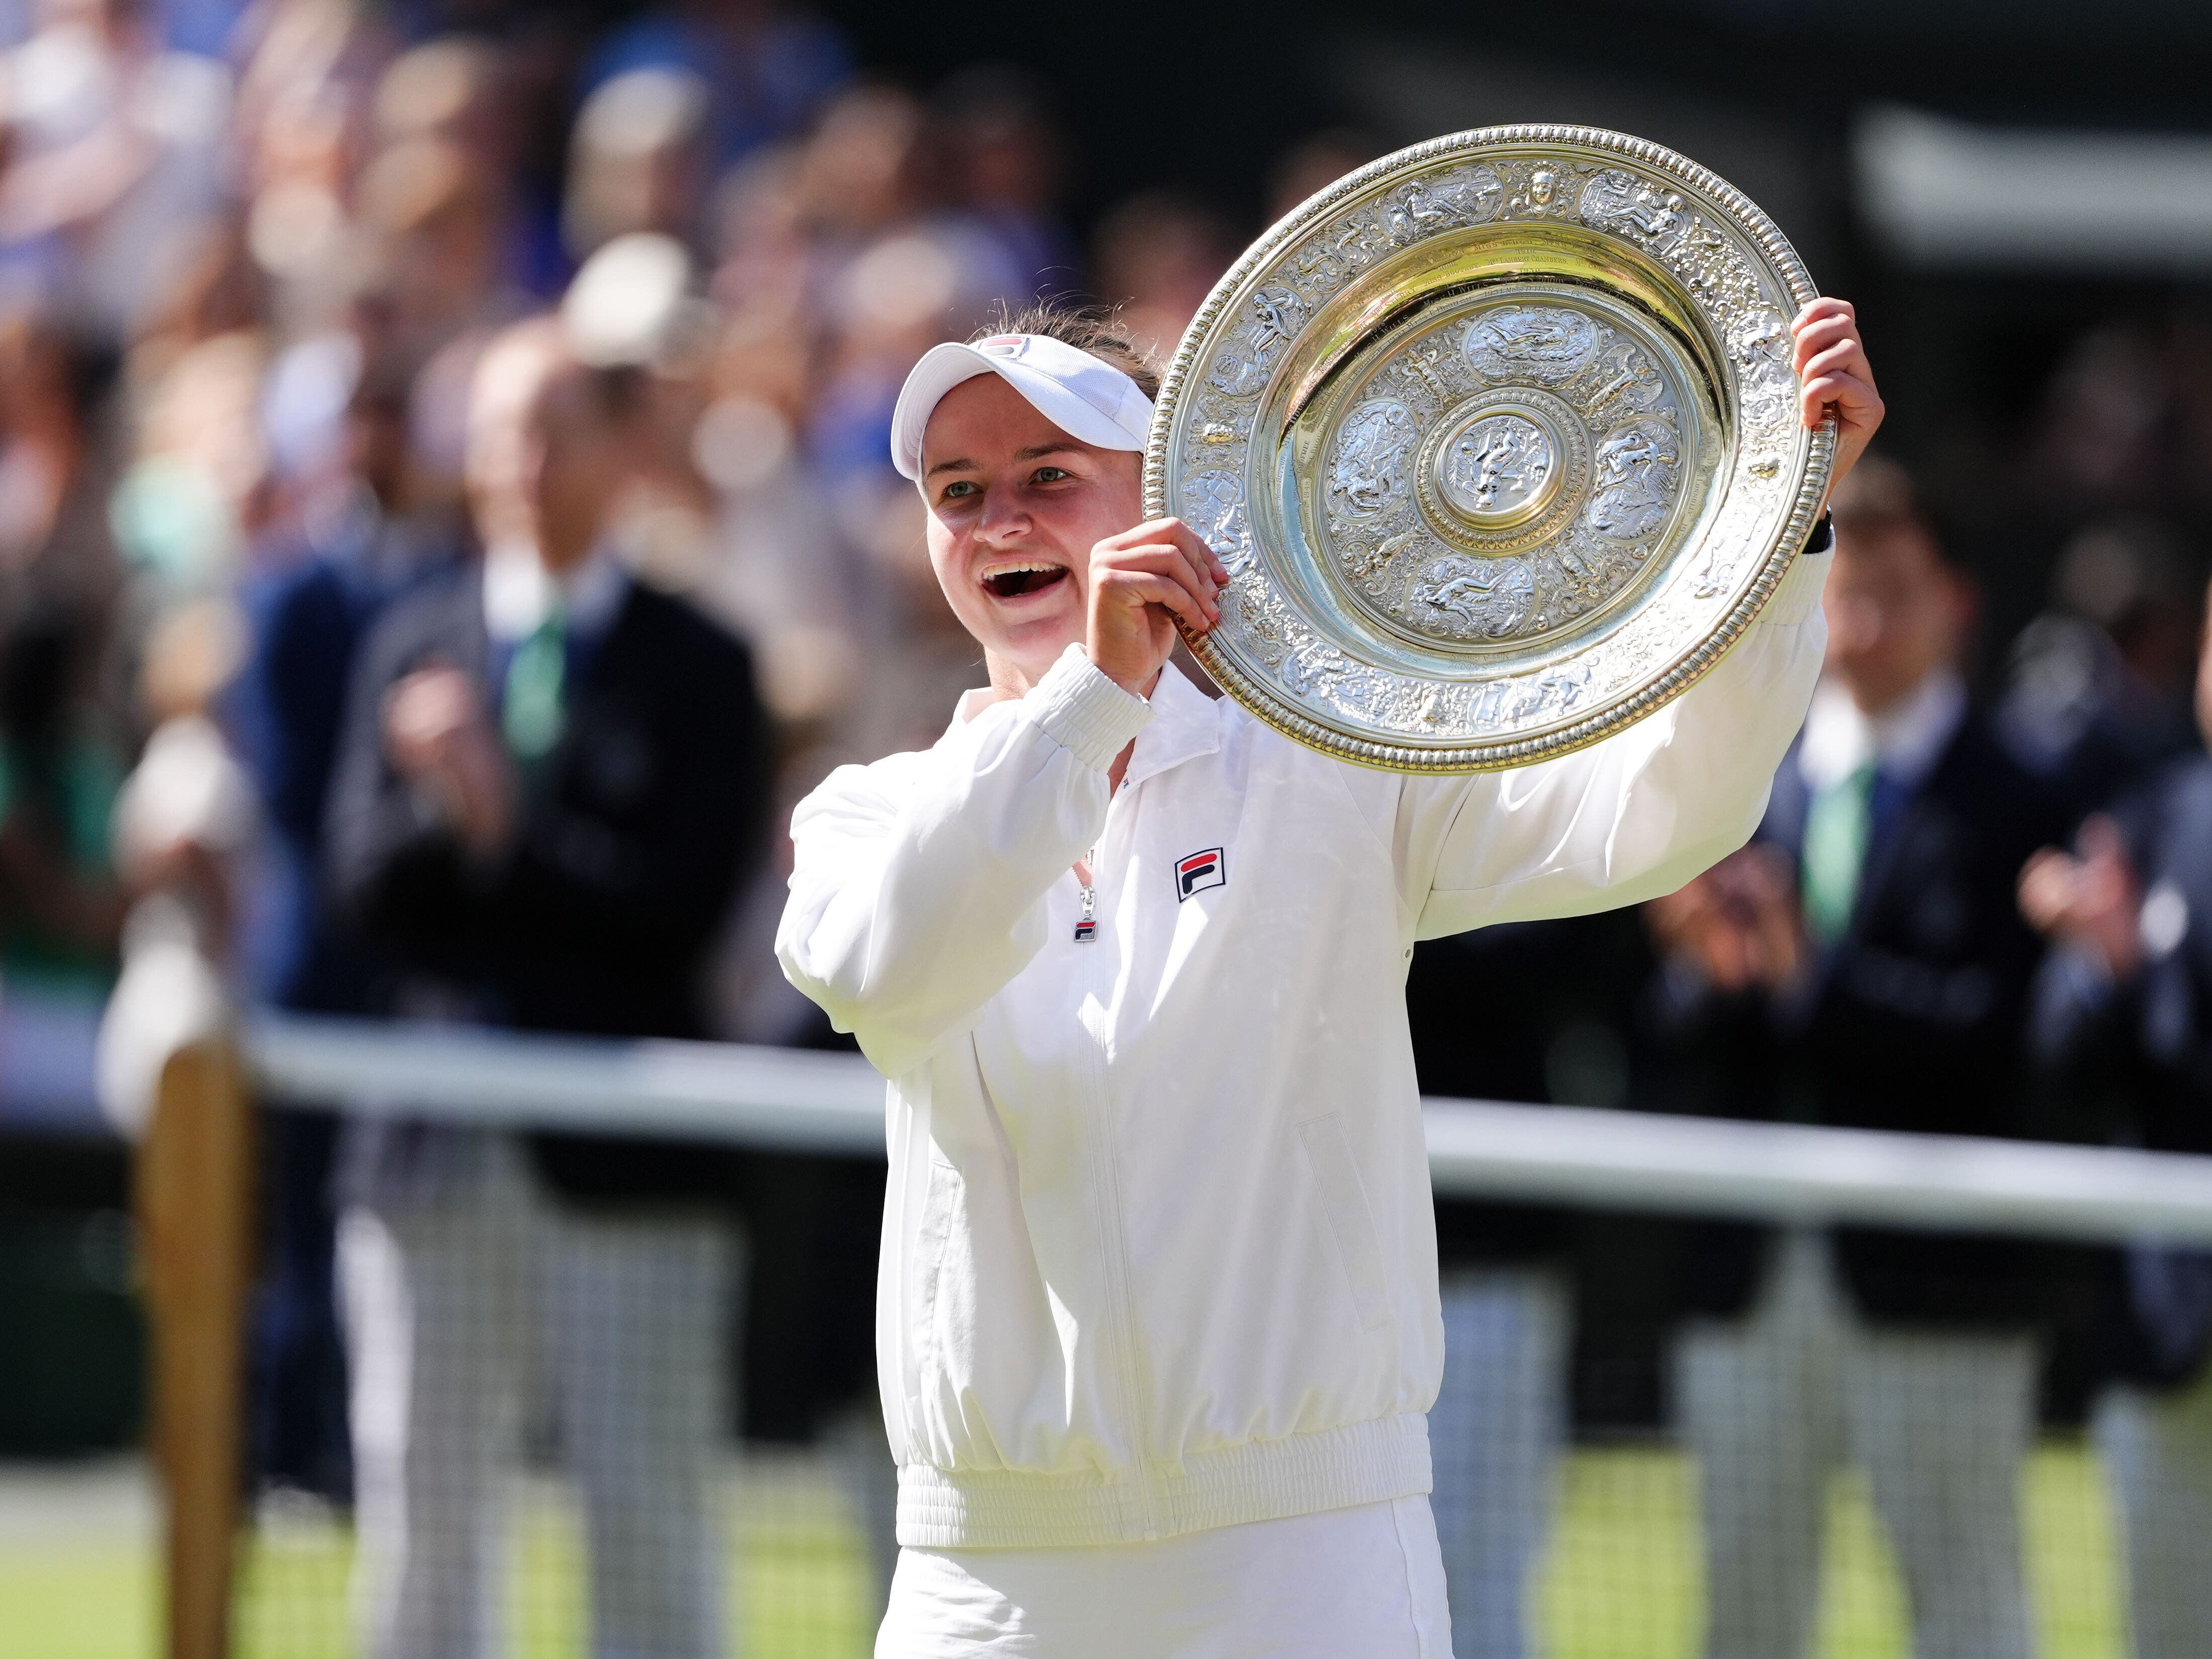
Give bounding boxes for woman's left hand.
[1792,297,1884,494]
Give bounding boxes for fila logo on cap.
[1176,848,1226,901]
[978,335,1026,357]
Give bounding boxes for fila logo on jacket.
[1177,847,1226,900]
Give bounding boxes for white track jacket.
[778,548,1830,1549]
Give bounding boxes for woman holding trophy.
[778,130,1883,1656]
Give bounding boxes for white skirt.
[875,1495,1453,1658]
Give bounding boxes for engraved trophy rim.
[1143,124,1836,774]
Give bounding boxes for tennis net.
[74,1014,2212,1657]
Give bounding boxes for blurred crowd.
[0,0,1248,1053]
[0,1,1362,1651]
[1,1,2211,1656]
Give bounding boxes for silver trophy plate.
[1146,125,1834,772]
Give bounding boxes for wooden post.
[135,1037,255,1659]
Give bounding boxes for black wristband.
[1803,511,1834,556]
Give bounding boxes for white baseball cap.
[890,332,1155,481]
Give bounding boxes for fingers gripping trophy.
[777,127,1881,1657]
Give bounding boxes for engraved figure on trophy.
[1283,637,1356,700]
[1579,169,1690,250]
[1289,241,1348,304]
[1503,164,1581,219]
[1182,470,1251,567]
[1439,415,1554,518]
[1530,660,1591,714]
[1192,393,1253,448]
[1391,339,1462,415]
[1250,286,1306,360]
[1667,217,1765,323]
[1383,166,1505,245]
[1328,399,1418,517]
[1727,307,1797,432]
[1208,350,1267,399]
[1344,529,1422,590]
[1464,306,1598,385]
[1411,555,1537,639]
[1324,211,1387,275]
[1473,658,1590,728]
[1581,331,1669,417]
[1231,585,1287,665]
[1589,418,1682,542]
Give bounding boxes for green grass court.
[0,1441,2126,1659]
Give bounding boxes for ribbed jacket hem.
[1030,645,1152,774]
[893,1412,1434,1548]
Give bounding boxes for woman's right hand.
[1085,516,1227,695]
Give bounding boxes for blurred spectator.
[580,0,849,173]
[0,303,122,615]
[109,324,269,591]
[96,590,253,1132]
[2024,313,2212,516]
[366,33,571,298]
[1645,462,2066,1659]
[795,82,1004,495]
[1090,187,1233,365]
[0,593,126,1124]
[0,597,125,996]
[113,592,251,943]
[2020,580,2212,1659]
[341,125,535,524]
[355,135,517,360]
[0,0,231,343]
[369,35,518,179]
[324,305,771,1659]
[131,211,267,381]
[564,65,711,260]
[928,65,1078,304]
[229,332,461,1498]
[1997,516,2203,820]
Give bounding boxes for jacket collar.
[1121,661,1224,789]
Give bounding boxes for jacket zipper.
[1081,788,1161,1539]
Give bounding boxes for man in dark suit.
[1644,458,2065,1659]
[326,312,771,1659]
[2020,581,2212,1659]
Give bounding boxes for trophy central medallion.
[1312,291,1700,652]
[1433,410,1556,525]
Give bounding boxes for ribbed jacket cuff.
[1766,544,1832,627]
[1029,643,1152,772]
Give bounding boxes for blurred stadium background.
[5,1,2212,1656]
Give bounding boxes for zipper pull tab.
[1074,847,1099,943]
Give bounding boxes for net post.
[135,1037,255,1659]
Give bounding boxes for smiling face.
[919,371,1145,694]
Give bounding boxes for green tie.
[502,608,568,772]
[1801,760,1875,945]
